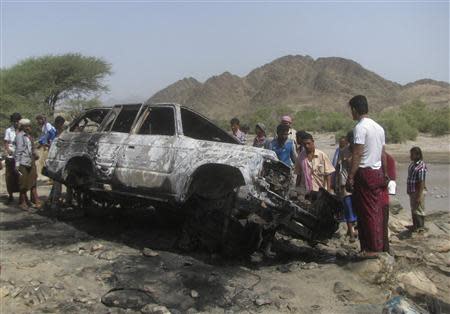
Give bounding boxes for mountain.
[148,55,449,119]
[399,79,450,108]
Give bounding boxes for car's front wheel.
[179,192,262,257]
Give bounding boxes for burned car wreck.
[45,103,339,255]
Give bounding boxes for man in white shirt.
[346,95,388,258]
[3,112,22,203]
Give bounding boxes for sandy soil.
[0,134,448,314]
[0,185,449,314]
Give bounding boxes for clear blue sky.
[2,1,449,103]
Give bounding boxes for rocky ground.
[0,181,449,314]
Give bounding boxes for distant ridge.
[148,55,449,119]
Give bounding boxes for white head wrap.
[18,118,31,126]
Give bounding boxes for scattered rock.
[0,286,10,298]
[53,283,64,290]
[397,270,438,297]
[142,248,159,257]
[423,252,447,266]
[333,281,366,303]
[389,198,404,215]
[29,280,41,286]
[73,296,89,303]
[276,264,291,273]
[98,250,122,261]
[20,260,40,268]
[91,243,105,252]
[190,289,199,298]
[102,289,155,310]
[389,217,410,233]
[254,295,272,306]
[437,265,450,276]
[159,261,168,271]
[382,296,428,314]
[430,240,450,253]
[140,303,171,314]
[301,262,319,270]
[392,249,420,260]
[350,253,395,283]
[250,252,263,263]
[310,304,321,311]
[271,286,295,299]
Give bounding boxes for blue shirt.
[266,138,296,167]
[39,122,57,145]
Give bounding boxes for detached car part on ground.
[44,103,340,255]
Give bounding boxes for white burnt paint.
[45,103,288,205]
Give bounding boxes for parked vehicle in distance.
[45,103,339,255]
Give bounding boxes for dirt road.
[1,183,449,314]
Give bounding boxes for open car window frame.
[68,108,111,133]
[99,104,143,134]
[132,105,177,136]
[180,107,239,144]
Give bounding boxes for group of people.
[230,95,428,258]
[2,113,66,211]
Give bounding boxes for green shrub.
[400,100,429,131]
[377,112,418,143]
[317,111,354,132]
[219,100,448,144]
[293,109,320,131]
[429,108,450,136]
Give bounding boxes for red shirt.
[385,153,396,180]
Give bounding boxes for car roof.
[117,103,212,121]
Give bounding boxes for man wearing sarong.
[14,119,41,210]
[3,112,22,203]
[346,95,388,258]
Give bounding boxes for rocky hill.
[148,55,449,119]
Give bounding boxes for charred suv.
[45,103,339,255]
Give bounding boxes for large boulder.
[349,253,395,284]
[396,271,438,297]
[389,215,410,234]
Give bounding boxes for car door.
[114,105,177,196]
[92,104,142,182]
